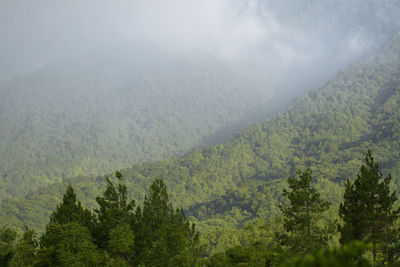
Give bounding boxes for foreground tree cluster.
[207,150,400,266]
[1,172,203,266]
[1,150,399,266]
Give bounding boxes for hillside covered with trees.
[1,0,400,201]
[1,29,400,244]
[0,48,279,199]
[1,150,399,266]
[2,1,400,265]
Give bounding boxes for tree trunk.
[373,241,376,262]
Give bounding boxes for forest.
[0,53,276,199]
[1,1,400,266]
[1,150,398,266]
[1,0,400,200]
[1,29,400,233]
[0,27,399,267]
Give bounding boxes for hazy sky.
[0,0,398,81]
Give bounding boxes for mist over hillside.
[1,0,399,80]
[2,2,400,265]
[0,47,280,198]
[2,29,400,235]
[1,0,400,199]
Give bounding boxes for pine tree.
[279,168,332,255]
[48,184,94,229]
[9,227,37,267]
[37,222,102,266]
[93,171,135,249]
[135,178,203,266]
[339,150,400,263]
[0,226,18,266]
[283,241,372,267]
[38,185,100,266]
[107,223,135,265]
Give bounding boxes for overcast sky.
[0,0,398,81]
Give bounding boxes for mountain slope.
[2,31,400,232]
[0,47,282,199]
[2,0,400,200]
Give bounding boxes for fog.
[1,0,399,82]
[1,0,400,198]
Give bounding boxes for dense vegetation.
[1,29,400,251]
[0,48,278,199]
[1,2,400,265]
[1,151,398,266]
[1,173,204,266]
[1,0,400,201]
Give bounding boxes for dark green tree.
[283,241,372,267]
[48,184,94,228]
[136,178,203,266]
[279,168,332,255]
[339,150,400,263]
[9,227,38,267]
[206,241,286,267]
[36,222,102,267]
[107,223,135,265]
[93,171,135,249]
[0,226,18,266]
[38,183,96,265]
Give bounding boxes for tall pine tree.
[48,184,94,228]
[279,168,332,255]
[339,150,400,263]
[93,171,135,249]
[9,227,38,267]
[135,178,203,266]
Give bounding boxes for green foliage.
[206,241,287,267]
[107,223,135,265]
[4,30,400,238]
[93,171,135,249]
[0,226,18,266]
[0,50,273,199]
[9,175,203,266]
[48,184,94,228]
[339,150,400,263]
[278,168,333,254]
[37,222,102,267]
[2,25,400,260]
[283,241,372,267]
[136,178,203,266]
[9,228,37,267]
[1,7,400,264]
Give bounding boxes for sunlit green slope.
[0,47,280,199]
[2,31,400,232]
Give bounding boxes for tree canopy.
[339,150,400,263]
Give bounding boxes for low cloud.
[0,0,397,85]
